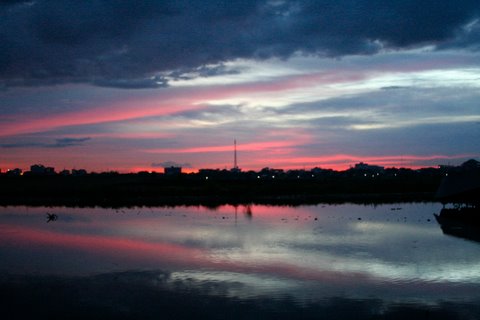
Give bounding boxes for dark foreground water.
[1,203,480,319]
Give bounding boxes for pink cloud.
[0,93,207,137]
[0,57,461,139]
[0,68,370,138]
[145,140,302,154]
[64,132,174,140]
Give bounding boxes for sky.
[0,0,479,173]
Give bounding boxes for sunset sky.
[1,1,479,173]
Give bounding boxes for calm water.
[1,203,480,319]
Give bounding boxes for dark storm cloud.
[1,137,91,148]
[440,18,480,50]
[0,0,30,6]
[1,0,479,88]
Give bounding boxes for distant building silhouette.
[6,168,22,176]
[72,169,87,176]
[59,169,71,176]
[164,166,182,176]
[259,167,284,178]
[353,162,385,173]
[30,164,44,174]
[30,164,55,175]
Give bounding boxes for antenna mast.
[234,139,238,169]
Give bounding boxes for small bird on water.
[46,213,58,223]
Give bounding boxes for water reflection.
[4,270,478,320]
[1,203,480,319]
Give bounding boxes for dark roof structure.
[435,172,480,203]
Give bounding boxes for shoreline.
[0,192,436,208]
[0,173,442,207]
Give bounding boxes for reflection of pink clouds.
[0,224,205,266]
[1,219,474,293]
[0,223,366,284]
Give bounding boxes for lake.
[1,203,480,319]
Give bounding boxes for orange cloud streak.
[0,95,204,137]
[0,57,470,139]
[0,69,368,138]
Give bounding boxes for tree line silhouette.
[0,160,478,207]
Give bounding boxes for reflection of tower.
[244,205,252,219]
[234,204,238,225]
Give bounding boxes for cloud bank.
[1,137,91,148]
[1,0,479,88]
